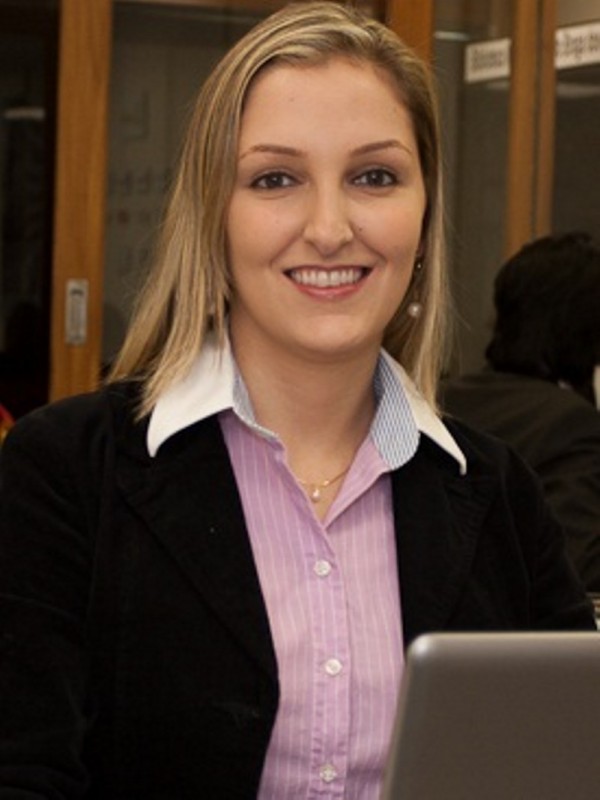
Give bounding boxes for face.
[226,57,427,366]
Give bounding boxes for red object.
[0,403,14,442]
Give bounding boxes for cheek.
[366,224,422,271]
[226,202,264,274]
[228,199,296,259]
[362,201,424,255]
[388,242,419,272]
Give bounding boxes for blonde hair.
[108,1,448,414]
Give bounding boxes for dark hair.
[486,231,600,397]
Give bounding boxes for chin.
[296,332,381,363]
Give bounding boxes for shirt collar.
[377,350,466,474]
[147,332,466,475]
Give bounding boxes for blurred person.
[1,5,594,799]
[442,231,600,591]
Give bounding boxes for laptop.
[380,632,600,800]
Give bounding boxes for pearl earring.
[407,301,422,318]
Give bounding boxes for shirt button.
[314,559,332,577]
[325,658,343,676]
[319,763,338,783]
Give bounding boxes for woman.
[0,3,594,799]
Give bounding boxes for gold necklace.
[298,466,350,503]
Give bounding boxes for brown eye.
[354,169,397,187]
[251,172,296,190]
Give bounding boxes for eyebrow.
[352,139,414,157]
[239,139,414,161]
[239,144,303,161]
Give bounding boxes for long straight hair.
[108,1,449,416]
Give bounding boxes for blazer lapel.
[393,437,496,645]
[115,412,277,680]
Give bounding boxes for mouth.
[285,266,370,288]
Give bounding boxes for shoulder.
[2,381,144,471]
[10,379,139,428]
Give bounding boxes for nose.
[303,185,354,256]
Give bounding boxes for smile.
[286,267,367,288]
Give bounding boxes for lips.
[286,267,368,288]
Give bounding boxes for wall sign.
[464,22,600,84]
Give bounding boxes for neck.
[230,334,379,482]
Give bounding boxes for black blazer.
[0,382,594,799]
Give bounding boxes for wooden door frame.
[385,0,434,63]
[505,0,556,257]
[50,0,112,400]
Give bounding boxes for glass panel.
[103,1,283,368]
[433,1,513,374]
[0,0,57,418]
[553,0,600,239]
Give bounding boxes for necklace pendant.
[310,486,321,502]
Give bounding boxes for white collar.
[147,332,466,475]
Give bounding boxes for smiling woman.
[0,3,595,799]
[227,58,426,379]
[108,0,446,415]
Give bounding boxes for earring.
[414,258,424,272]
[407,301,422,318]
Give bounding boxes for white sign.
[464,22,600,84]
[555,22,600,69]
[464,38,510,84]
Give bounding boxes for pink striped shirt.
[220,409,401,799]
[147,333,466,798]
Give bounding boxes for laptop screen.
[380,632,600,800]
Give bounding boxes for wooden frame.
[50,0,112,400]
[385,0,434,63]
[533,0,557,238]
[505,0,556,257]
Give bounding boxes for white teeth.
[288,268,363,287]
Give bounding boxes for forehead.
[245,55,406,106]
[239,57,416,145]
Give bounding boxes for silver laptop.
[381,632,600,800]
